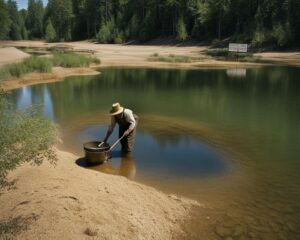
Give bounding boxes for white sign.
[229,43,248,53]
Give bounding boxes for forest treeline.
[0,0,299,48]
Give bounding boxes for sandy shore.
[1,41,299,91]
[0,47,30,66]
[0,149,200,240]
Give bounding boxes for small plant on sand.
[0,93,58,187]
[148,54,192,63]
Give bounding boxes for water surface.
[11,67,300,239]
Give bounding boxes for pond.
[11,67,300,239]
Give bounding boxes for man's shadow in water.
[76,150,136,179]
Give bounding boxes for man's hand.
[122,130,130,137]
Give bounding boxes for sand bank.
[0,47,30,67]
[1,41,299,91]
[0,149,200,240]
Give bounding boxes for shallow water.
[11,67,300,239]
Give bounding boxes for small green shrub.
[205,48,229,57]
[0,94,58,187]
[148,54,192,63]
[52,52,100,68]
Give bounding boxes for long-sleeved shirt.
[108,108,136,132]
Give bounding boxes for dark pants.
[119,127,136,152]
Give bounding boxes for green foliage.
[0,56,52,80]
[26,0,44,39]
[176,17,188,41]
[0,0,11,40]
[205,48,229,57]
[96,22,113,43]
[204,48,263,63]
[7,0,22,40]
[0,53,100,81]
[272,23,292,47]
[45,19,56,42]
[52,52,100,68]
[0,93,58,187]
[46,0,73,41]
[149,54,192,63]
[1,0,300,47]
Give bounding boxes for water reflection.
[226,68,247,77]
[65,123,229,180]
[15,86,54,119]
[76,151,136,180]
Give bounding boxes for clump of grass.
[0,56,52,80]
[0,53,101,81]
[52,52,100,68]
[149,53,192,63]
[205,48,229,57]
[204,48,264,63]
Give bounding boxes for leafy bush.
[0,93,57,186]
[96,21,114,43]
[176,17,188,41]
[272,23,292,47]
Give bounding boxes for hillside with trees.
[0,0,299,48]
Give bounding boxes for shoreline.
[0,148,200,239]
[0,66,100,91]
[1,41,299,91]
[1,41,299,239]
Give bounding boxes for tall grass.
[0,56,52,80]
[52,52,100,68]
[0,53,101,81]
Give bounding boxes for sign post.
[229,43,248,61]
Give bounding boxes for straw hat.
[109,102,124,116]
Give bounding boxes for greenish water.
[11,67,300,239]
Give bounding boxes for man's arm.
[104,117,116,142]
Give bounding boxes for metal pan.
[83,136,125,164]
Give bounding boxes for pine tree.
[176,16,188,41]
[26,0,44,39]
[0,0,11,39]
[47,0,73,41]
[45,19,56,42]
[7,0,22,40]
